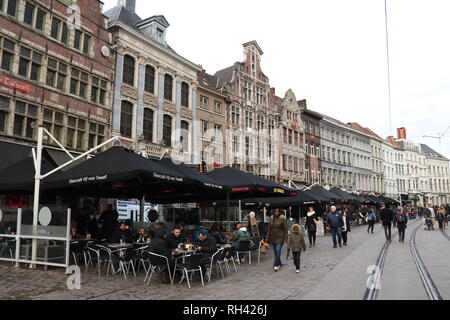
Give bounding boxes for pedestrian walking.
[380,205,394,242]
[286,224,307,273]
[394,209,408,243]
[305,207,319,248]
[327,206,344,248]
[341,210,351,246]
[366,208,376,234]
[436,207,445,230]
[266,208,288,272]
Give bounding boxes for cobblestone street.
[0,223,382,300]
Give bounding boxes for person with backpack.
[394,208,408,243]
[286,224,306,274]
[366,208,376,234]
[305,207,319,248]
[380,205,395,242]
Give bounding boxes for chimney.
[397,127,406,140]
[118,0,136,13]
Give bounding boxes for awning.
[0,156,55,194]
[304,186,339,203]
[0,141,32,171]
[329,188,360,202]
[43,147,197,198]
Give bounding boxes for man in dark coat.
[327,206,344,248]
[380,205,395,242]
[197,231,217,266]
[99,204,119,239]
[166,226,186,250]
[107,222,131,244]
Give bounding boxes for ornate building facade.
[105,0,202,163]
[214,41,279,181]
[0,0,114,154]
[274,89,305,186]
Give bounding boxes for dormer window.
[156,28,164,41]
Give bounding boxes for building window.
[13,101,38,139]
[180,120,189,151]
[245,111,253,129]
[120,101,133,138]
[24,2,34,25]
[46,58,68,90]
[91,77,107,105]
[201,120,208,137]
[232,135,240,154]
[268,118,275,135]
[214,101,222,112]
[164,74,173,101]
[70,68,89,99]
[123,55,135,86]
[35,8,46,30]
[144,65,155,94]
[88,122,105,150]
[83,34,91,55]
[67,116,87,149]
[231,106,240,126]
[181,82,189,108]
[50,17,69,44]
[18,46,42,81]
[0,37,15,72]
[200,95,208,107]
[0,96,10,133]
[163,114,172,147]
[6,0,17,17]
[257,115,264,131]
[43,108,64,145]
[143,108,154,142]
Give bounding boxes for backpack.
[397,213,406,222]
[212,232,228,244]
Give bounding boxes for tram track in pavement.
[440,228,450,242]
[363,219,418,301]
[410,223,443,300]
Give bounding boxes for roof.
[348,122,383,141]
[197,71,219,90]
[104,5,201,70]
[243,40,264,55]
[321,114,352,130]
[420,144,447,159]
[214,65,235,88]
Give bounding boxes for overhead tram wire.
[385,0,393,136]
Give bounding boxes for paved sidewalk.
[0,222,392,300]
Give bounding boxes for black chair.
[207,248,226,283]
[174,253,204,288]
[235,240,252,264]
[144,251,174,285]
[224,245,238,274]
[109,247,136,279]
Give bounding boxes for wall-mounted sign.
[0,77,31,93]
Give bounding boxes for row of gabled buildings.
[0,0,449,206]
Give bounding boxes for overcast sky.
[103,0,450,158]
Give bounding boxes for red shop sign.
[0,77,31,93]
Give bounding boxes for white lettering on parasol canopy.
[153,173,184,182]
[69,175,108,184]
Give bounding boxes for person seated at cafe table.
[209,224,228,244]
[166,226,186,250]
[131,227,149,243]
[147,230,180,283]
[107,222,132,243]
[196,231,218,267]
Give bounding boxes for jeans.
[272,243,283,267]
[367,221,375,233]
[383,224,392,241]
[308,231,316,246]
[342,231,348,245]
[292,251,301,270]
[398,228,406,241]
[331,228,342,247]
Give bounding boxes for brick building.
[301,101,323,187]
[0,0,114,157]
